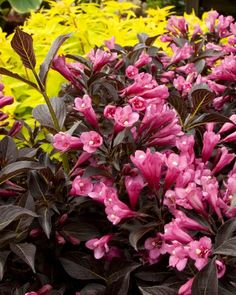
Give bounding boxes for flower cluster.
[48,11,236,294]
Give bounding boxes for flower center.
[89,140,94,145]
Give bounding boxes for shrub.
[0,0,173,126]
[1,10,236,295]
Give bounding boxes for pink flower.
[128,96,146,111]
[104,105,117,119]
[125,175,145,209]
[104,190,138,225]
[176,63,196,75]
[144,233,167,260]
[212,147,235,174]
[219,114,236,133]
[167,16,188,35]
[88,49,117,71]
[53,132,82,152]
[114,105,139,131]
[173,76,192,95]
[170,43,194,64]
[174,210,209,232]
[205,11,219,33]
[178,278,194,295]
[163,221,193,244]
[70,175,93,196]
[215,259,226,278]
[131,149,163,191]
[202,131,220,162]
[134,51,152,68]
[104,36,115,49]
[125,65,139,79]
[0,95,14,108]
[189,236,212,270]
[52,55,83,89]
[168,241,189,271]
[208,55,236,82]
[80,131,103,153]
[74,95,98,129]
[88,182,112,203]
[86,234,112,259]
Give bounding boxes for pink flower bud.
[37,284,53,295]
[53,132,82,152]
[0,95,14,108]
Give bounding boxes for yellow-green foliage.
[0,0,174,124]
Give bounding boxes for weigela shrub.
[1,10,236,295]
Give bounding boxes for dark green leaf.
[190,84,215,115]
[215,217,236,247]
[39,33,71,85]
[168,94,188,125]
[139,285,177,295]
[192,258,218,295]
[214,237,236,256]
[0,68,38,89]
[32,97,66,130]
[8,0,42,13]
[0,205,37,231]
[11,28,36,69]
[60,256,106,281]
[38,207,52,239]
[0,136,18,165]
[10,243,36,272]
[0,161,43,184]
[0,251,10,281]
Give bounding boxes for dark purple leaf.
[0,68,38,89]
[61,221,100,242]
[37,207,52,239]
[139,285,177,295]
[0,251,10,281]
[10,242,36,272]
[0,161,44,183]
[189,113,234,128]
[194,59,205,74]
[129,225,155,251]
[214,237,236,256]
[60,256,106,281]
[192,258,218,295]
[168,94,188,125]
[0,205,37,231]
[80,284,106,295]
[0,136,18,165]
[32,97,66,130]
[190,84,215,114]
[215,217,236,247]
[39,33,71,85]
[11,27,36,69]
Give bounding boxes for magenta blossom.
[80,131,103,153]
[125,65,139,79]
[104,190,138,225]
[178,278,194,295]
[189,236,212,270]
[144,233,167,261]
[215,259,226,278]
[88,48,117,71]
[114,105,139,132]
[53,132,82,152]
[86,234,112,259]
[104,105,117,119]
[125,174,145,209]
[134,51,152,68]
[128,96,146,111]
[70,175,93,196]
[163,221,193,244]
[202,131,220,162]
[167,241,189,271]
[131,149,163,191]
[74,94,98,128]
[170,43,194,64]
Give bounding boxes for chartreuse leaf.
[192,258,218,295]
[11,28,36,70]
[0,205,37,231]
[10,243,36,273]
[9,0,43,13]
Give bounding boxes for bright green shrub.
[0,0,173,125]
